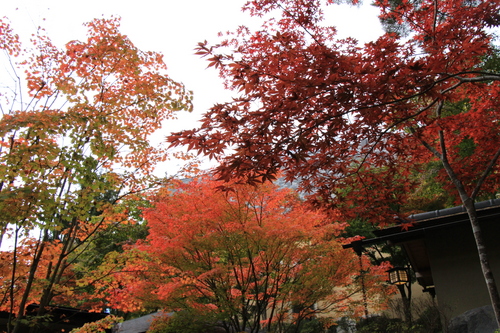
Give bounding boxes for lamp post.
[388,266,412,323]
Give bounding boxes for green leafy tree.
[0,17,192,333]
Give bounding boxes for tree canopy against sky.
[0,17,192,333]
[90,176,391,333]
[169,0,500,327]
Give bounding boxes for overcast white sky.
[1,0,383,173]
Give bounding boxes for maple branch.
[334,66,496,180]
[410,94,500,201]
[4,50,23,112]
[75,262,125,290]
[410,127,441,160]
[436,129,472,203]
[347,98,441,181]
[42,88,65,113]
[471,147,500,200]
[383,4,428,37]
[434,99,444,118]
[23,83,48,112]
[57,184,147,265]
[439,129,448,165]
[432,0,438,38]
[8,225,21,322]
[276,4,322,44]
[440,80,463,95]
[406,101,448,183]
[456,74,500,83]
[247,84,443,184]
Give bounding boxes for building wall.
[425,216,500,319]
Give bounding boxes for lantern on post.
[388,267,410,285]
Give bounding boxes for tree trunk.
[12,238,46,333]
[462,199,500,328]
[430,131,500,328]
[397,283,412,324]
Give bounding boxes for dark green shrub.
[357,316,407,333]
[356,311,443,333]
[299,319,325,333]
[147,311,225,333]
[414,305,442,333]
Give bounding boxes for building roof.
[343,199,500,288]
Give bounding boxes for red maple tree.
[169,0,500,326]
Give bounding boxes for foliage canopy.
[0,16,192,333]
[97,176,392,333]
[169,0,500,326]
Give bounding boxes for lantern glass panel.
[389,268,409,285]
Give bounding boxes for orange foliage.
[0,237,75,312]
[98,176,392,332]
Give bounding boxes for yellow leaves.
[69,315,123,333]
[0,14,194,227]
